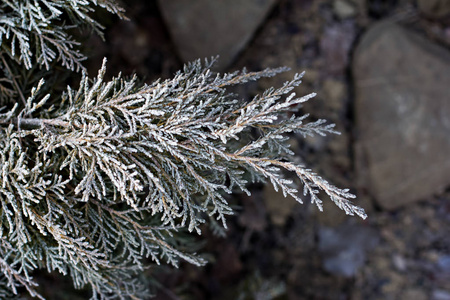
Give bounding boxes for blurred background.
[47,0,450,299]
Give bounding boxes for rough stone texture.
[158,0,277,70]
[401,288,428,300]
[320,22,356,75]
[333,0,357,19]
[318,224,379,277]
[353,21,450,210]
[323,78,346,110]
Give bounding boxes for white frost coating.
[0,53,366,298]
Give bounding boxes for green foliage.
[0,1,366,299]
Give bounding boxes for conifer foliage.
[0,1,366,299]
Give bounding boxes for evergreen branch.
[0,117,69,129]
[26,58,366,228]
[0,0,124,71]
[0,1,367,296]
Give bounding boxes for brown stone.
[322,78,346,110]
[333,0,357,19]
[158,0,277,70]
[354,21,450,210]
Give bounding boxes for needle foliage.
[0,1,366,299]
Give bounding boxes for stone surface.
[318,224,379,277]
[353,21,450,210]
[418,0,450,19]
[437,255,450,273]
[320,22,356,75]
[400,288,428,300]
[432,290,450,300]
[158,0,277,70]
[333,0,357,19]
[323,78,346,110]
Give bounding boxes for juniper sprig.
[0,1,365,299]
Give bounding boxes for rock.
[333,0,357,19]
[302,68,320,84]
[401,288,428,300]
[322,78,346,110]
[432,290,450,300]
[381,271,407,294]
[434,254,450,289]
[158,0,277,70]
[392,254,407,272]
[353,21,450,210]
[320,22,356,75]
[418,0,450,19]
[318,224,379,277]
[437,255,450,273]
